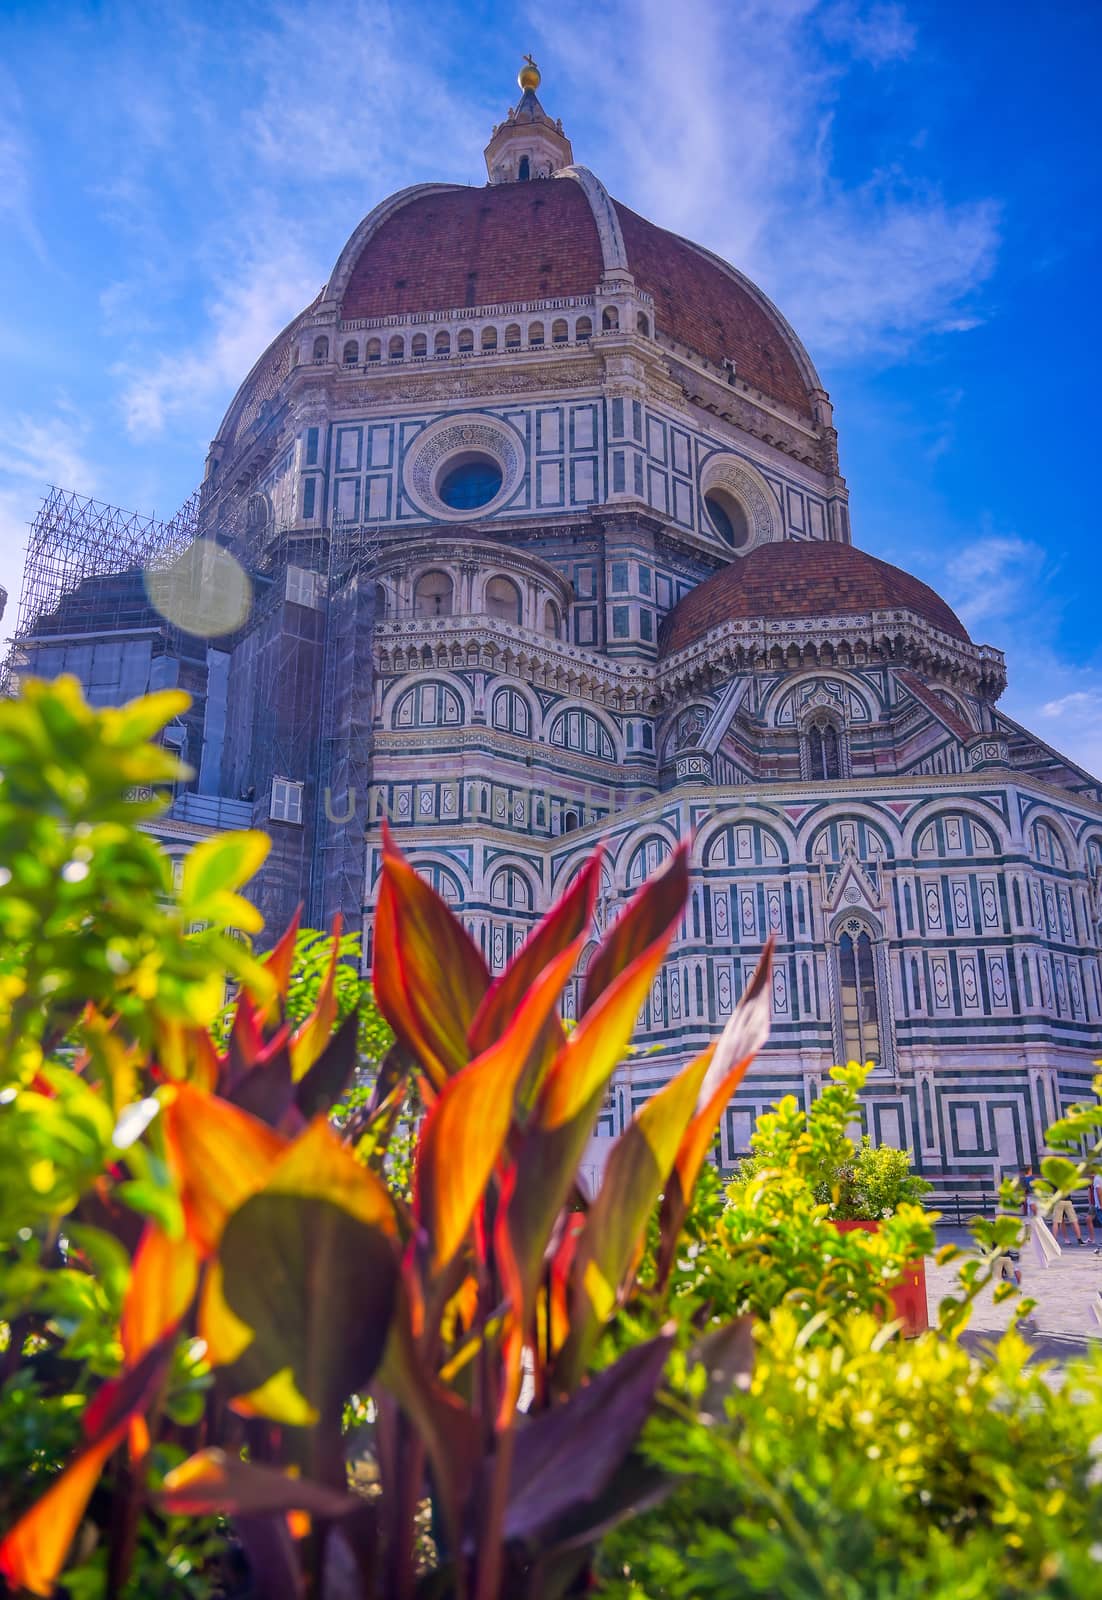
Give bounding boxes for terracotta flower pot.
[831,1218,929,1337]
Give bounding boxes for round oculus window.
[438,454,504,511]
[705,489,751,549]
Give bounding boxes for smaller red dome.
[660,540,969,656]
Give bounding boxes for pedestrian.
[1022,1165,1037,1216]
[1051,1192,1087,1246]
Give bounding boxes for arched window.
[576,316,592,342]
[313,335,329,362]
[544,599,560,638]
[504,323,521,349]
[490,867,531,909]
[492,687,530,735]
[411,332,428,357]
[457,327,474,352]
[434,330,450,356]
[518,155,530,181]
[485,575,521,624]
[807,720,842,781]
[562,808,582,834]
[602,307,618,332]
[374,584,387,619]
[413,570,453,618]
[636,312,650,337]
[388,335,404,361]
[836,919,883,1067]
[528,322,545,347]
[552,318,569,345]
[342,340,358,365]
[481,326,498,350]
[366,338,382,362]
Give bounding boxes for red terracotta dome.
[336,180,816,420]
[660,541,970,656]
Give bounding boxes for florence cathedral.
[16,63,1102,1193]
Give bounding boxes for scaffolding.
[309,508,380,932]
[14,485,200,642]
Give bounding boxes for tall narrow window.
[837,921,881,1066]
[807,719,842,780]
[413,570,453,618]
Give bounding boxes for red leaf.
[415,936,583,1276]
[555,1048,713,1390]
[580,844,689,1017]
[159,1448,359,1517]
[163,1083,287,1256]
[657,940,774,1287]
[261,905,303,1022]
[120,1224,200,1367]
[372,824,489,1090]
[0,1340,172,1597]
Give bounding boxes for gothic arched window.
[807,719,842,781]
[836,919,882,1067]
[312,336,329,362]
[342,340,358,365]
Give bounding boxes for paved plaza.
[926,1223,1102,1363]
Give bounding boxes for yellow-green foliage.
[603,1312,1102,1599]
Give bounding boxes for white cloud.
[536,0,999,358]
[117,249,324,440]
[945,534,1048,632]
[0,85,46,261]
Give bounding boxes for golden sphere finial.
[518,53,541,92]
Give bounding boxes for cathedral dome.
[331,183,818,420]
[659,541,970,656]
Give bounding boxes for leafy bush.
[601,1312,1102,1599]
[737,1062,932,1222]
[0,678,773,1600]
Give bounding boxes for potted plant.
[737,1062,933,1333]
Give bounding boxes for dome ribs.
[340,183,604,320]
[613,201,813,419]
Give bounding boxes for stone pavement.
[926,1222,1102,1363]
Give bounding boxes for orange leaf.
[0,1340,171,1597]
[580,844,689,1017]
[0,1428,122,1596]
[415,936,583,1275]
[372,824,489,1089]
[555,1047,713,1389]
[160,1448,359,1518]
[468,852,600,1055]
[656,940,774,1287]
[261,905,303,1023]
[163,1083,287,1255]
[288,915,342,1082]
[120,1224,200,1366]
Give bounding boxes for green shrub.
[601,1311,1102,1599]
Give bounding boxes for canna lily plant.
[1,819,772,1599]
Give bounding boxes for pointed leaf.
[163,1083,287,1255]
[580,845,688,1017]
[160,1449,360,1517]
[288,915,343,1081]
[120,1224,200,1367]
[415,936,583,1276]
[294,1007,359,1121]
[657,942,773,1287]
[556,1048,713,1389]
[468,853,600,1054]
[372,824,489,1089]
[202,1118,398,1424]
[261,906,304,1022]
[228,1038,294,1127]
[502,1329,675,1546]
[0,1339,172,1598]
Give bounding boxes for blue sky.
[2,0,1100,769]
